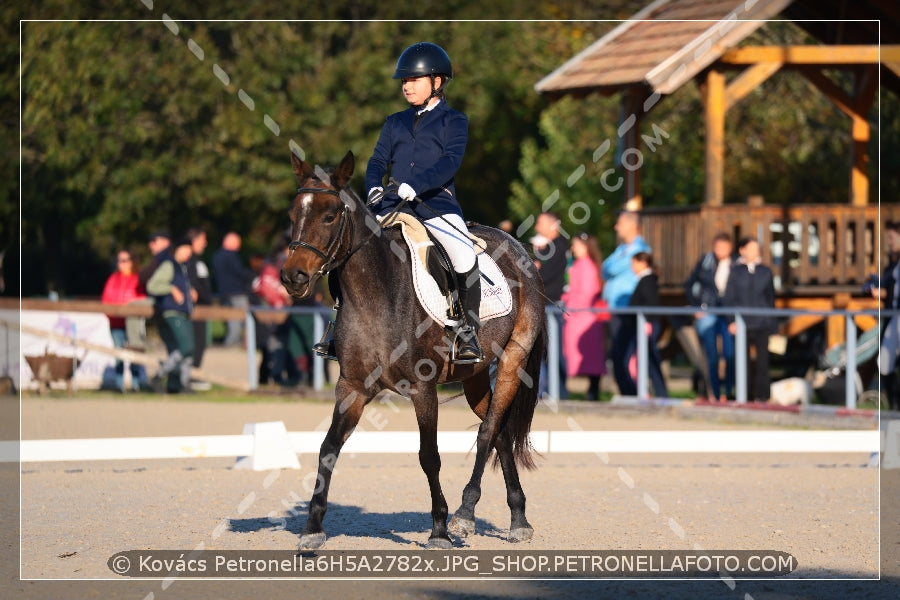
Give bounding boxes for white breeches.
[424,213,476,273]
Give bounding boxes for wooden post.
[619,87,643,210]
[703,69,725,206]
[850,67,877,206]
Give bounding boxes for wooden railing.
[641,203,900,295]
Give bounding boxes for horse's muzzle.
[280,266,314,299]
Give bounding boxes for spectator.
[560,232,606,400]
[532,211,569,398]
[626,251,668,398]
[252,239,303,386]
[685,232,736,402]
[724,237,777,403]
[865,220,900,409]
[139,230,172,291]
[100,249,148,392]
[147,236,196,393]
[602,211,650,395]
[212,232,255,347]
[186,228,213,387]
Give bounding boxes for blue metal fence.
[245,304,897,410]
[544,305,897,408]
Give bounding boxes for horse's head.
[280,150,357,299]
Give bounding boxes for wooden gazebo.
[535,0,900,345]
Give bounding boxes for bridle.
[288,184,354,277]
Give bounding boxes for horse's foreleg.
[413,387,452,549]
[298,380,368,551]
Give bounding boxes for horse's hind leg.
[450,368,532,542]
[493,429,533,542]
[412,385,452,549]
[298,378,369,550]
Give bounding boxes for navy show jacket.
[365,99,468,220]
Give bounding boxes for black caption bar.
[108,550,797,578]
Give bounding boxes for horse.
[280,150,546,550]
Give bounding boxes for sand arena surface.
[9,391,897,600]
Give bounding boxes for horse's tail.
[502,313,546,472]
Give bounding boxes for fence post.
[734,313,747,403]
[312,311,324,391]
[546,306,560,401]
[636,311,648,399]
[845,316,857,410]
[245,310,257,391]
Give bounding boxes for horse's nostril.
[281,268,308,286]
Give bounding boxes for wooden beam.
[724,61,782,111]
[5,297,290,324]
[720,45,900,65]
[703,69,725,207]
[797,67,858,118]
[618,86,644,210]
[886,62,900,79]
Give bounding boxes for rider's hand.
[397,183,417,202]
[366,187,384,206]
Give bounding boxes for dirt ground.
[4,388,899,599]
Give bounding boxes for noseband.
[288,185,354,276]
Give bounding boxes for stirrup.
[313,320,338,361]
[451,325,483,364]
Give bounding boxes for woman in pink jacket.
[561,232,607,400]
[101,249,147,392]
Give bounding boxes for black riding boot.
[452,265,483,364]
[313,300,339,361]
[313,273,341,361]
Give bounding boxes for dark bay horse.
[280,150,546,550]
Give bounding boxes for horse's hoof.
[448,515,476,538]
[425,537,453,550]
[298,532,327,551]
[508,527,534,543]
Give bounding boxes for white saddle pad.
[378,214,513,327]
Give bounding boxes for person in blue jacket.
[315,42,482,364]
[601,210,650,395]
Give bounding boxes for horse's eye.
[323,213,337,225]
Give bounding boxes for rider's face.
[401,75,439,106]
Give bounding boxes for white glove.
[366,187,384,206]
[397,183,417,202]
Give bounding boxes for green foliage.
[8,1,896,295]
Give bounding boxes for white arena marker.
[234,421,300,471]
[8,430,879,464]
[19,435,252,462]
[548,430,879,453]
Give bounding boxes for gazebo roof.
[534,0,900,97]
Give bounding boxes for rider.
[313,41,483,364]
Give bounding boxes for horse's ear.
[291,152,314,183]
[332,151,355,189]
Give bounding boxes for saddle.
[377,213,513,327]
